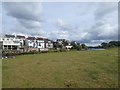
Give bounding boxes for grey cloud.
[48,3,118,45]
[56,19,78,31]
[84,3,118,44]
[3,2,44,36]
[55,16,118,44]
[18,19,42,29]
[56,19,92,42]
[95,3,117,20]
[2,2,118,46]
[48,30,69,40]
[3,2,43,22]
[88,20,118,41]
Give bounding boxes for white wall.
[66,45,73,49]
[37,43,45,48]
[0,37,20,46]
[26,39,46,49]
[16,38,25,46]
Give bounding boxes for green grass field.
[2,48,118,88]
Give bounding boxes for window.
[8,46,11,49]
[12,46,17,50]
[20,43,22,46]
[4,45,7,50]
[39,43,41,46]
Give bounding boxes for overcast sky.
[1,2,118,46]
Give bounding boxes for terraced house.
[0,34,54,52]
[0,35,20,51]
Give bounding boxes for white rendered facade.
[0,36,20,50]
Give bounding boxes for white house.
[0,34,54,52]
[16,35,25,47]
[25,37,53,51]
[0,35,20,50]
[16,35,26,52]
[57,39,65,45]
[47,39,53,49]
[65,45,73,49]
[65,41,73,49]
[0,41,2,58]
[25,37,37,52]
[36,38,48,51]
[36,38,53,51]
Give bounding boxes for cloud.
[55,18,91,42]
[83,2,118,45]
[48,30,69,40]
[56,18,78,31]
[89,20,118,41]
[94,3,117,20]
[3,2,44,36]
[54,3,118,44]
[2,2,118,46]
[18,19,42,29]
[94,3,118,40]
[3,2,43,22]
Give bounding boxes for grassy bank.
[2,48,118,88]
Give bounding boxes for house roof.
[16,35,25,38]
[47,39,53,42]
[27,37,35,40]
[44,38,53,42]
[36,38,44,40]
[57,39,66,41]
[5,34,15,38]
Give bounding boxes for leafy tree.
[71,41,82,50]
[108,41,120,47]
[62,40,69,47]
[101,42,109,49]
[101,41,120,49]
[71,41,78,49]
[81,44,88,50]
[76,45,82,51]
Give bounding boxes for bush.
[60,48,67,52]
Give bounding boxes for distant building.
[16,35,26,52]
[0,34,75,52]
[65,45,73,49]
[25,36,36,48]
[36,38,53,51]
[0,41,2,58]
[25,37,53,52]
[57,39,66,45]
[45,39,53,49]
[0,35,20,51]
[0,41,3,50]
[36,38,47,51]
[54,39,73,50]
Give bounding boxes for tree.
[76,45,82,51]
[81,44,88,50]
[101,42,108,49]
[71,41,78,49]
[62,40,69,47]
[108,41,119,47]
[71,41,82,50]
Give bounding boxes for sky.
[0,2,118,46]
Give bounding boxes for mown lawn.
[2,48,118,88]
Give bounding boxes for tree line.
[54,40,120,51]
[101,41,120,49]
[53,40,88,51]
